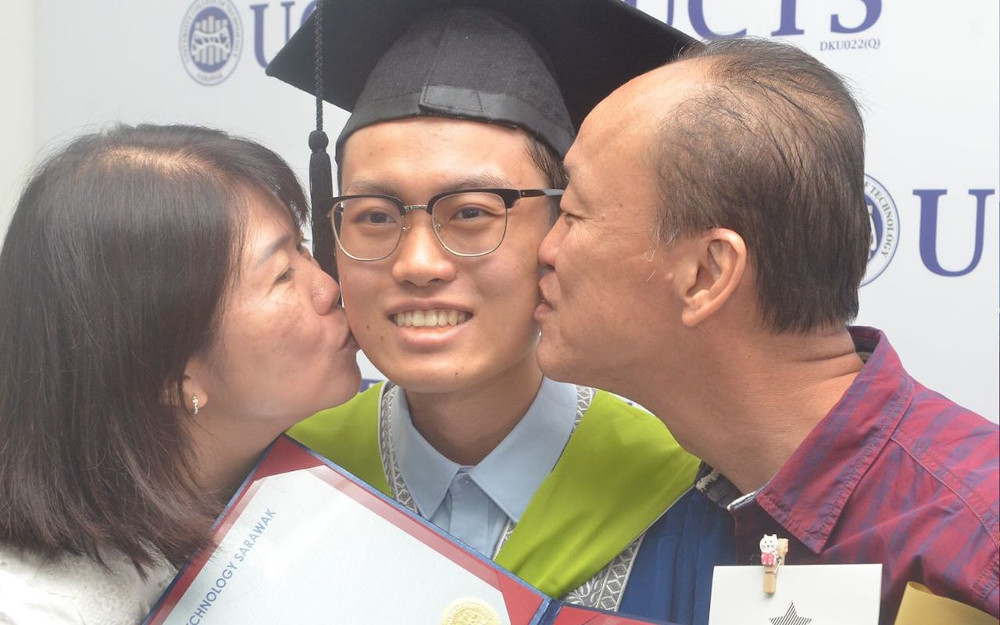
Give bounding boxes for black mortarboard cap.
[266,0,697,159]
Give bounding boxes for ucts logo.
[180,0,316,85]
[913,189,995,278]
[862,175,898,286]
[182,0,887,85]
[621,0,881,39]
[180,0,244,85]
[861,176,996,286]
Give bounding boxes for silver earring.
[191,395,200,416]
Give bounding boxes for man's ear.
[678,228,747,327]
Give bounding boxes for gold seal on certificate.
[441,597,501,625]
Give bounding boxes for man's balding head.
[638,39,869,333]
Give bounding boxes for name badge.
[709,563,882,624]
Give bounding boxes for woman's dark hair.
[0,124,308,570]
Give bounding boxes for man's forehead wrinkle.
[563,148,591,189]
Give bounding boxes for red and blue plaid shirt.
[697,326,999,624]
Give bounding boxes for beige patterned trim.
[561,533,645,612]
[491,520,516,559]
[377,382,419,514]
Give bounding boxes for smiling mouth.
[393,309,471,328]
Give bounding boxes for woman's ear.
[178,357,211,416]
[679,227,747,327]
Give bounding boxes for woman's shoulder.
[0,543,176,625]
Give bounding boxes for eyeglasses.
[327,188,563,261]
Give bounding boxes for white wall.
[0,0,35,231]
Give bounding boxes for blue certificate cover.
[144,435,669,625]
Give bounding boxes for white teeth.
[393,309,469,328]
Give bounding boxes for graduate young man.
[267,1,732,622]
[533,38,1000,624]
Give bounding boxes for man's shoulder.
[888,384,999,525]
[890,382,998,474]
[893,382,998,443]
[856,389,999,616]
[847,330,996,522]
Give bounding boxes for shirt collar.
[391,388,458,518]
[391,378,579,523]
[706,327,913,553]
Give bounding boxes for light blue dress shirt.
[390,377,578,557]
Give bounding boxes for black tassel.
[307,0,337,279]
[309,129,336,279]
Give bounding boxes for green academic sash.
[288,382,698,598]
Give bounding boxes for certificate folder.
[144,435,669,625]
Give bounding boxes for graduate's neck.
[404,355,544,466]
